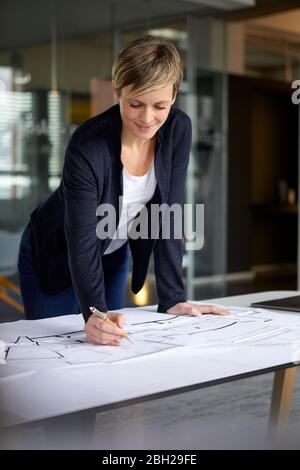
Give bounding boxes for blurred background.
[1,0,300,320]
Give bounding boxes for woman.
[18,36,228,345]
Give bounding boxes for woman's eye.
[130,104,166,110]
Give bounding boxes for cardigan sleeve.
[154,114,192,313]
[62,144,108,322]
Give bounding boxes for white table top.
[1,290,300,427]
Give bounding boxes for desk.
[0,290,299,448]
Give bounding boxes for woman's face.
[116,84,175,142]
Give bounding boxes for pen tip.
[128,336,136,344]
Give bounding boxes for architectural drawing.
[1,306,300,373]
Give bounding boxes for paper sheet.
[1,306,300,374]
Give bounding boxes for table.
[0,290,299,448]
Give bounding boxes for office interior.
[2,0,300,451]
[0,0,299,322]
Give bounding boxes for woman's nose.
[140,107,153,124]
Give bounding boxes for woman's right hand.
[85,312,125,346]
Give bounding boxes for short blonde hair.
[112,36,183,98]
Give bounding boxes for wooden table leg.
[269,367,297,435]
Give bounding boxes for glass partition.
[0,8,229,305]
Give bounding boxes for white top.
[1,291,299,427]
[103,160,157,255]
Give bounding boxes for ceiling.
[0,0,253,51]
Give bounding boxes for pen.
[89,307,135,344]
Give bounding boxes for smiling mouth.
[135,123,153,132]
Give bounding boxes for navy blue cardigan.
[30,104,192,321]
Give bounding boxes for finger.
[174,306,202,316]
[190,307,203,317]
[92,316,124,337]
[97,330,123,342]
[86,332,102,345]
[197,305,230,316]
[206,306,230,316]
[87,326,123,343]
[106,339,121,346]
[99,338,121,346]
[109,313,125,329]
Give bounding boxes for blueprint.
[1,305,300,374]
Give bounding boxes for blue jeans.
[18,224,130,319]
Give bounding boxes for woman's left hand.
[166,301,230,317]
